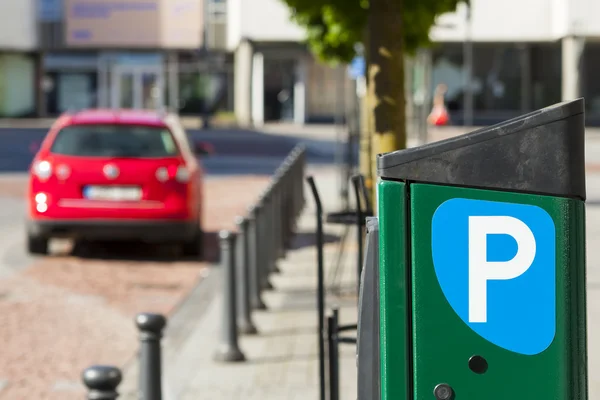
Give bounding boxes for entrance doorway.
[111,66,164,110]
[263,59,296,121]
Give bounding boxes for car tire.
[27,234,49,255]
[182,228,204,259]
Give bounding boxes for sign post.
[358,99,588,400]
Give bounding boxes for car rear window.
[49,124,179,158]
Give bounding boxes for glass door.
[118,71,135,108]
[111,67,164,110]
[141,71,162,109]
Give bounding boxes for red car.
[26,109,211,257]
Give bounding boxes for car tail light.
[32,160,52,181]
[155,167,169,182]
[175,166,190,183]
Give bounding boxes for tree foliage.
[281,0,467,64]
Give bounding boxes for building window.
[582,42,600,116]
[0,54,37,118]
[432,43,524,114]
[208,1,227,23]
[431,43,463,112]
[529,43,561,111]
[177,69,232,116]
[430,42,563,124]
[44,71,98,115]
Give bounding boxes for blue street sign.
[431,198,556,355]
[348,56,365,80]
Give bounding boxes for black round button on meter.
[468,355,488,374]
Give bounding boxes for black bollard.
[235,216,258,334]
[135,313,166,400]
[82,365,122,400]
[279,163,293,253]
[247,206,267,310]
[266,184,280,274]
[258,193,274,291]
[273,178,285,265]
[214,230,246,362]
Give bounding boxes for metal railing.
[306,173,371,400]
[81,144,307,399]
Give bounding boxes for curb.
[117,262,222,399]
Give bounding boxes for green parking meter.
[374,99,587,400]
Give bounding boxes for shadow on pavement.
[67,231,221,263]
[245,352,321,365]
[0,126,352,176]
[252,325,317,338]
[288,231,340,250]
[60,230,341,264]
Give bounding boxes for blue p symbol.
[432,198,556,355]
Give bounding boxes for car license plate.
[83,186,142,201]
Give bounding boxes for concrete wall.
[64,0,203,48]
[431,0,600,42]
[0,0,37,50]
[227,0,305,50]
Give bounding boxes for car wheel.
[182,228,204,259]
[27,234,49,255]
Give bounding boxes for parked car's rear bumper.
[27,219,198,242]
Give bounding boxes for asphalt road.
[0,127,342,175]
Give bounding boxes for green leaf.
[279,0,466,62]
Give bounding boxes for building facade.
[0,0,234,118]
[227,0,352,126]
[3,0,599,125]
[39,0,213,117]
[421,0,600,125]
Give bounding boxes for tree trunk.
[366,0,406,208]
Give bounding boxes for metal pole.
[214,230,246,362]
[306,175,326,400]
[463,4,474,127]
[273,177,285,261]
[299,147,307,212]
[268,184,280,273]
[247,206,267,310]
[135,313,166,400]
[352,176,364,296]
[255,198,269,291]
[328,309,340,400]
[289,156,298,221]
[82,365,122,400]
[235,216,258,334]
[282,161,294,253]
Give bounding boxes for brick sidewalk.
[0,175,270,400]
[116,168,359,400]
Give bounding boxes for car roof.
[55,108,176,128]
